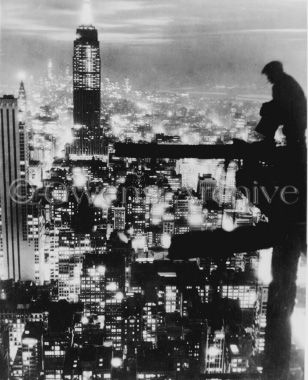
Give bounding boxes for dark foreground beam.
[168,223,280,260]
[114,142,286,160]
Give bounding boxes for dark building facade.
[0,95,33,281]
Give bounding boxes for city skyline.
[0,0,306,91]
[0,1,306,379]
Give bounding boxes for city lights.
[111,357,123,368]
[230,344,240,355]
[115,292,124,302]
[106,282,118,292]
[161,233,171,249]
[0,0,305,378]
[132,236,146,251]
[97,265,106,275]
[221,212,235,232]
[17,70,26,81]
[81,316,89,325]
[207,346,221,357]
[257,249,273,285]
[291,307,306,349]
[72,167,88,188]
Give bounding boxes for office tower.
[174,191,189,220]
[18,81,30,236]
[57,229,90,302]
[176,159,219,190]
[0,308,48,376]
[217,161,237,207]
[162,219,175,235]
[104,254,126,355]
[113,207,126,230]
[125,185,146,234]
[44,225,60,282]
[58,253,83,302]
[142,301,160,347]
[205,329,226,374]
[197,174,217,204]
[42,332,68,380]
[0,95,34,281]
[220,283,258,309]
[47,59,53,82]
[255,286,269,353]
[136,346,177,380]
[72,0,102,157]
[26,202,46,285]
[18,81,27,122]
[63,345,112,379]
[123,296,143,360]
[21,322,43,380]
[80,255,106,316]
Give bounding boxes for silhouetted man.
[256,61,306,148]
[256,62,306,380]
[237,62,306,380]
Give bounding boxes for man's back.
[272,73,307,145]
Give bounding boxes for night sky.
[0,0,306,91]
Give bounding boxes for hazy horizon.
[0,0,306,92]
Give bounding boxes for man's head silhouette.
[262,61,284,84]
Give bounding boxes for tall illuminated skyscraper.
[18,81,27,122]
[72,0,102,157]
[0,95,34,281]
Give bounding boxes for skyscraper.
[18,81,27,122]
[18,81,29,242]
[0,95,33,281]
[71,0,102,157]
[197,174,217,204]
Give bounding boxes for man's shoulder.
[280,73,301,87]
[274,73,304,96]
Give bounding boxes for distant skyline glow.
[0,0,306,91]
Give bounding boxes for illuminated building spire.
[81,0,93,26]
[72,0,102,157]
[18,81,27,123]
[47,59,53,81]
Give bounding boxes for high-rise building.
[21,322,43,380]
[17,81,30,240]
[205,328,226,374]
[197,174,217,204]
[47,59,53,82]
[104,254,126,355]
[26,202,46,285]
[113,207,126,230]
[0,95,33,281]
[71,0,102,157]
[18,82,27,123]
[42,332,69,380]
[80,255,106,316]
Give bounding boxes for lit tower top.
[18,81,27,123]
[47,59,53,81]
[81,0,93,26]
[73,0,101,128]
